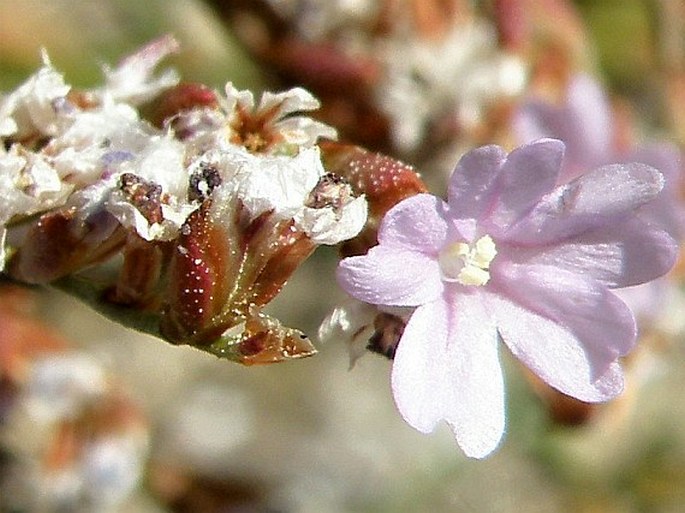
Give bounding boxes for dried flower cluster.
[0,36,414,364]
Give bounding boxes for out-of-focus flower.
[377,18,526,151]
[514,73,685,240]
[0,285,148,512]
[3,352,149,512]
[212,0,531,157]
[337,139,677,457]
[514,73,685,332]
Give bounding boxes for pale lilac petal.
[513,74,613,182]
[508,162,665,244]
[391,293,505,458]
[495,263,637,364]
[391,300,450,434]
[628,143,685,241]
[506,216,677,288]
[489,264,634,399]
[378,193,449,253]
[513,102,560,147]
[337,246,443,306]
[441,292,505,459]
[488,139,564,229]
[447,144,506,219]
[562,74,613,175]
[488,292,626,402]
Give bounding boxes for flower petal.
[488,138,564,229]
[561,74,614,177]
[508,162,665,244]
[442,292,505,458]
[378,193,449,253]
[507,216,677,288]
[498,263,636,363]
[391,293,504,459]
[337,246,442,306]
[391,300,450,434]
[513,74,614,182]
[489,267,633,401]
[447,144,506,220]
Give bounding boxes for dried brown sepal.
[105,234,170,309]
[367,312,406,360]
[119,173,165,225]
[236,214,316,308]
[319,141,427,256]
[160,200,236,345]
[160,199,317,360]
[6,209,127,284]
[207,308,316,365]
[524,367,597,426]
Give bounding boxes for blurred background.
[1,1,685,512]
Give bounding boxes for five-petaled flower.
[337,139,678,458]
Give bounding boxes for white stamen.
[439,234,497,286]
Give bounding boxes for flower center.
[438,234,497,286]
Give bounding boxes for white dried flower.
[221,82,337,153]
[203,145,366,244]
[0,52,71,139]
[103,134,193,241]
[295,172,368,245]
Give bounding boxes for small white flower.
[0,145,71,228]
[207,146,324,221]
[46,100,149,186]
[203,145,367,244]
[104,134,193,241]
[319,298,377,366]
[220,82,337,153]
[295,173,368,245]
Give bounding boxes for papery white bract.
[0,53,71,139]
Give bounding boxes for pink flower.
[337,139,677,458]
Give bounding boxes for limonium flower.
[337,139,678,458]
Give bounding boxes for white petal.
[391,300,450,433]
[442,293,504,458]
[391,294,505,458]
[234,148,323,220]
[295,195,367,245]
